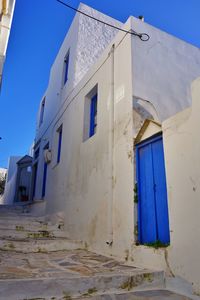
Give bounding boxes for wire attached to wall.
[56,0,150,41]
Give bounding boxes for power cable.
[56,0,150,41]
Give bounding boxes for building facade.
[0,0,15,86]
[30,3,200,293]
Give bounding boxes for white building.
[0,0,15,86]
[3,155,32,205]
[23,3,200,293]
[0,167,7,204]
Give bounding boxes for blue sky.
[0,0,200,167]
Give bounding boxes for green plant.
[144,240,169,249]
[82,287,97,296]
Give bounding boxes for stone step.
[0,214,47,222]
[0,270,165,300]
[0,204,27,212]
[0,218,64,229]
[0,237,83,253]
[0,227,67,239]
[76,289,195,300]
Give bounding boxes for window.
[83,85,98,141]
[34,147,40,160]
[89,94,98,137]
[57,126,62,163]
[39,97,45,126]
[63,51,70,85]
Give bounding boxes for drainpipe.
[106,44,115,246]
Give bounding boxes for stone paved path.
[0,249,149,280]
[0,249,197,300]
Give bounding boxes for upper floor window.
[89,93,98,137]
[83,85,98,141]
[63,50,70,85]
[39,97,45,127]
[57,125,63,163]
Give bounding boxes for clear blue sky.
[0,0,200,167]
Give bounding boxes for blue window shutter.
[89,94,97,137]
[57,127,62,163]
[64,52,70,85]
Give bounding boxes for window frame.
[63,50,70,86]
[89,93,98,137]
[39,97,45,127]
[83,85,98,141]
[57,125,63,164]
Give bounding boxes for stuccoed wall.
[3,156,21,205]
[35,3,122,141]
[41,19,134,258]
[131,16,200,121]
[0,0,16,84]
[33,3,123,210]
[161,77,200,293]
[130,18,200,291]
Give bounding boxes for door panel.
[136,134,170,245]
[152,139,170,243]
[137,144,157,243]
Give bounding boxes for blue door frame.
[136,133,170,244]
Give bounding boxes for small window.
[34,147,40,160]
[83,85,98,141]
[39,97,45,126]
[57,125,63,163]
[63,51,70,85]
[89,94,98,137]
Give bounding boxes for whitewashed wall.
[3,156,21,205]
[33,15,134,257]
[32,5,200,291]
[130,16,200,121]
[161,78,200,293]
[35,3,122,140]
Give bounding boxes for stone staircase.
[0,205,83,253]
[0,205,198,300]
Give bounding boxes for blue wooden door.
[136,134,170,244]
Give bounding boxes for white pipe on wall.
[107,44,115,246]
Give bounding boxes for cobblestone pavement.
[0,249,146,280]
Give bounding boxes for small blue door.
[136,134,170,244]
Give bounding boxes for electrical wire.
[56,0,150,41]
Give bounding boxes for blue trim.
[135,146,141,243]
[42,162,47,197]
[89,94,97,137]
[57,127,62,163]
